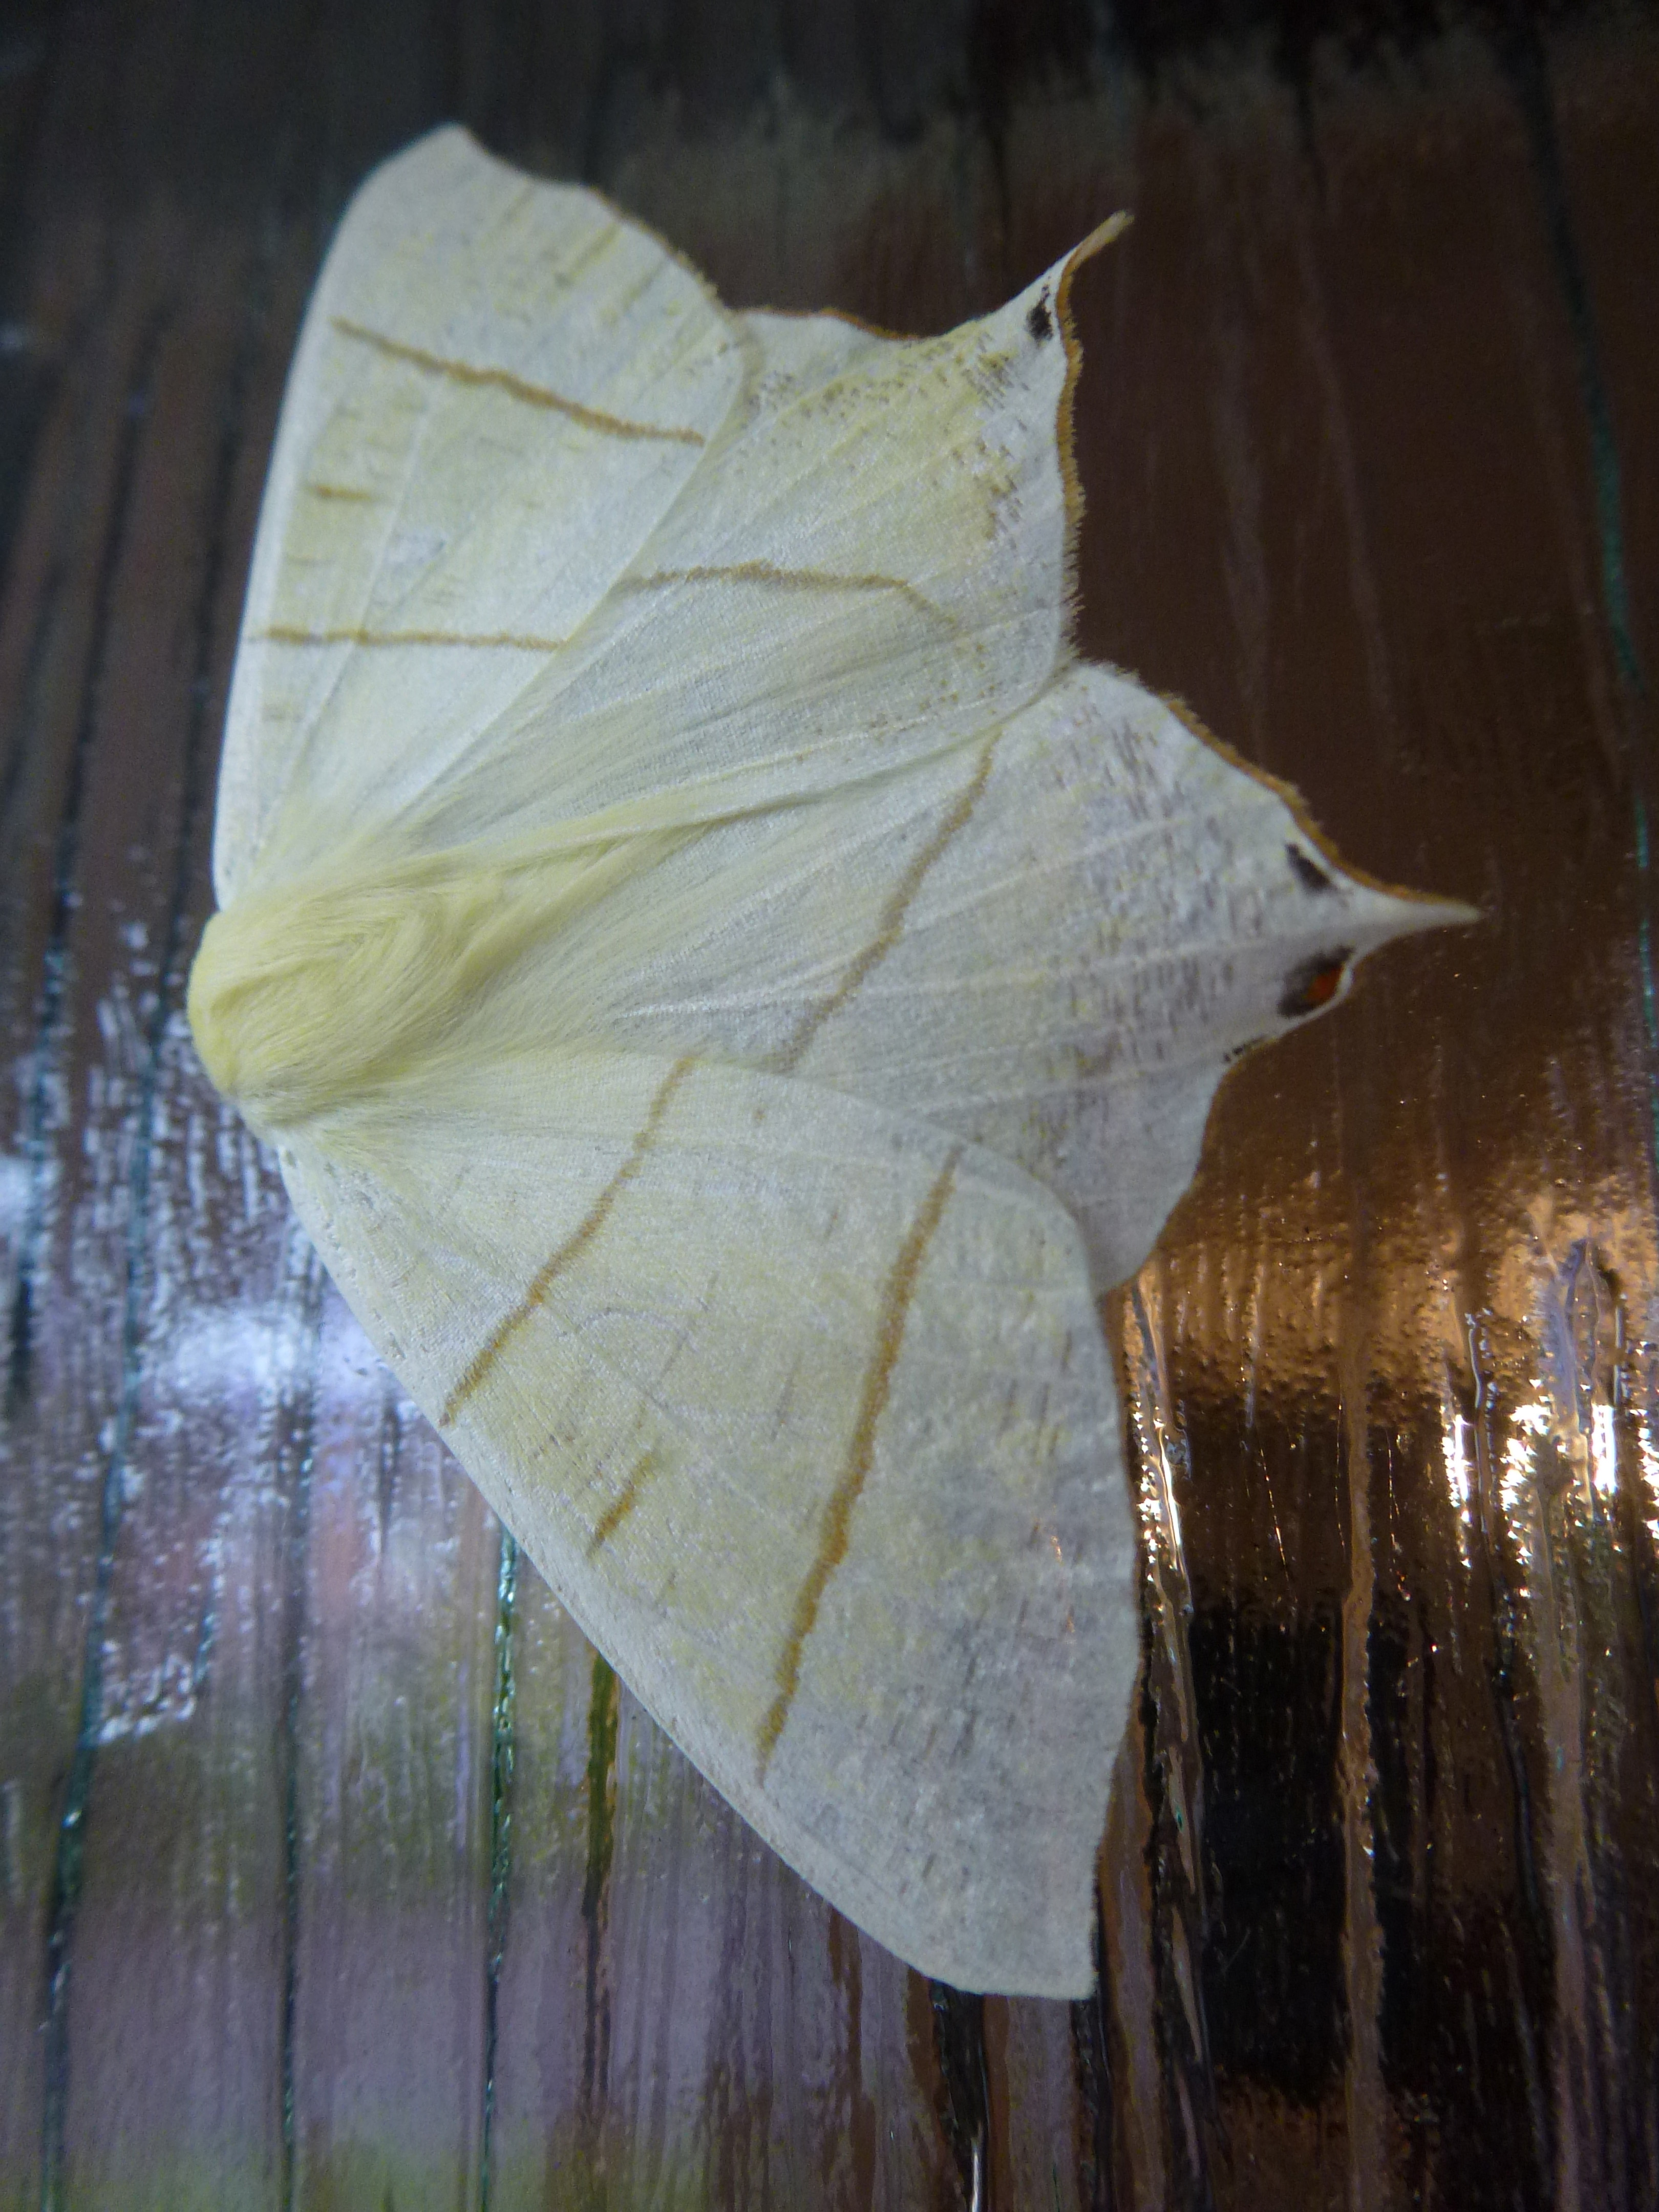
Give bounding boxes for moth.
[189,127,1463,1995]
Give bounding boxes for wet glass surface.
[1,3,1655,2205]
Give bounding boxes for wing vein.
[254,623,567,653]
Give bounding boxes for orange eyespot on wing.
[1279,950,1353,1019]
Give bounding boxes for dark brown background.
[2,0,1656,2205]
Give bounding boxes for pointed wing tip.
[1284,884,1474,1023]
[1401,892,1482,934]
[1052,212,1131,338]
[1069,209,1133,272]
[1346,883,1482,950]
[1267,878,1476,1024]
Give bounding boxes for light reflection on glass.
[1502,1401,1550,1524]
[1441,1397,1475,1556]
[1131,1389,1185,1565]
[1591,1401,1619,1502]
[1635,1414,1659,1545]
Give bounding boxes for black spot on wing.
[1286,844,1335,894]
[1027,294,1054,343]
[1279,950,1353,1019]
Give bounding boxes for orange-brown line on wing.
[617,561,948,626]
[254,622,567,652]
[755,1153,959,1783]
[772,736,997,1075]
[302,480,380,502]
[441,1058,695,1426]
[587,1450,662,1557]
[330,315,706,445]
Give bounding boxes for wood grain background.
[1,0,1655,2205]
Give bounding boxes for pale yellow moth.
[189,127,1463,1996]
